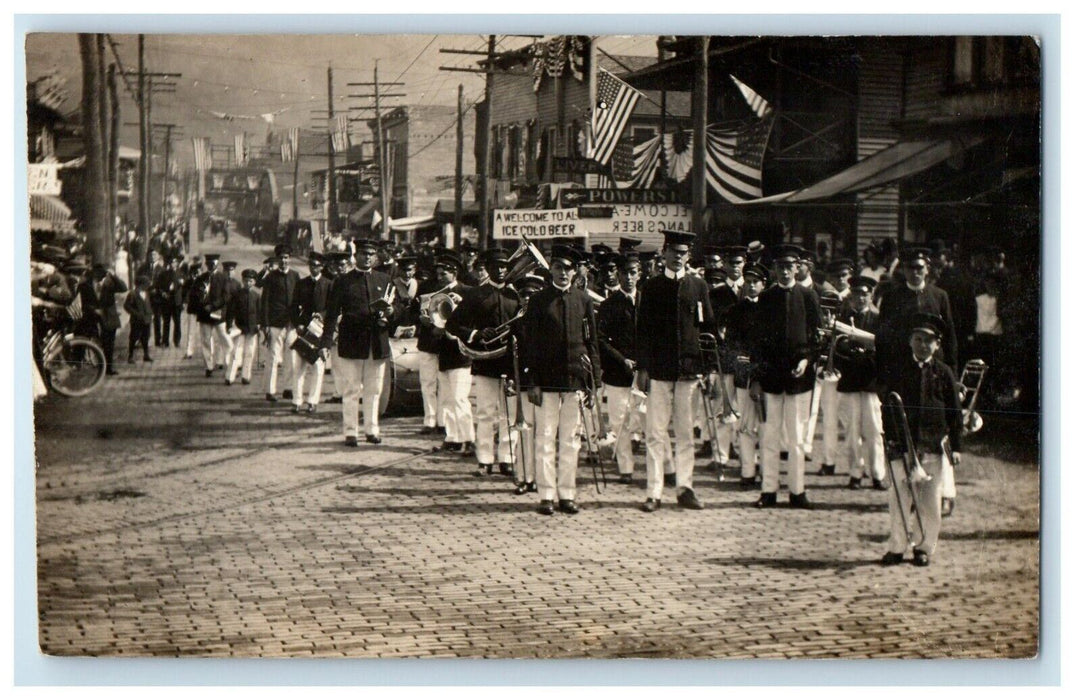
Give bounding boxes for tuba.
[425,288,461,329]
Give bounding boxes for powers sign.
[576,202,693,238]
[492,209,583,240]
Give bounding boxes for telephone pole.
[326,65,338,234]
[126,47,180,243]
[454,83,464,245]
[692,36,709,237]
[348,66,404,241]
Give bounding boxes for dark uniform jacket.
[521,284,602,393]
[725,296,760,389]
[596,288,636,388]
[123,290,154,326]
[411,280,472,373]
[836,307,879,394]
[77,274,128,331]
[877,280,957,382]
[751,282,822,395]
[291,274,333,330]
[446,282,521,379]
[226,287,261,335]
[884,355,963,454]
[635,271,716,382]
[153,267,184,309]
[257,268,299,329]
[710,280,742,373]
[322,267,398,361]
[192,270,230,325]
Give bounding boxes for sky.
[25,33,658,168]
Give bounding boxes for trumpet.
[882,391,931,549]
[958,359,989,435]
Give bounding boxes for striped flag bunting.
[280,142,290,163]
[704,113,776,202]
[192,137,211,172]
[234,134,246,166]
[331,115,350,153]
[628,134,662,189]
[588,69,642,166]
[731,74,771,118]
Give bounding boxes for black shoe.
[780,450,789,461]
[871,478,888,491]
[217,364,225,370]
[558,499,580,515]
[912,549,931,567]
[498,462,513,476]
[127,357,135,364]
[326,396,342,404]
[241,379,250,386]
[789,492,813,510]
[641,498,661,513]
[206,369,214,378]
[442,441,463,452]
[460,441,476,458]
[143,356,153,363]
[537,500,555,516]
[881,552,905,566]
[527,481,538,493]
[755,492,778,508]
[306,404,316,414]
[848,477,863,490]
[941,497,955,518]
[291,404,300,414]
[695,443,713,458]
[486,463,495,475]
[419,426,437,435]
[677,488,704,510]
[475,464,491,478]
[817,464,836,476]
[225,379,233,386]
[740,476,758,490]
[344,436,359,447]
[663,473,676,488]
[265,393,278,402]
[282,390,293,400]
[618,474,633,485]
[365,434,382,445]
[514,481,529,495]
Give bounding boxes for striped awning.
[30,194,75,231]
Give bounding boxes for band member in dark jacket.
[511,273,546,495]
[726,262,768,487]
[153,256,185,348]
[634,229,715,513]
[289,253,333,413]
[447,248,521,476]
[523,245,602,516]
[880,313,963,568]
[78,263,128,375]
[192,254,232,378]
[836,276,887,490]
[123,275,154,363]
[321,238,400,446]
[413,253,459,439]
[257,244,301,401]
[596,253,638,484]
[750,244,822,509]
[226,269,262,385]
[182,254,203,358]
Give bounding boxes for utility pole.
[137,34,146,246]
[107,62,119,238]
[160,124,173,223]
[692,35,709,237]
[292,131,300,221]
[326,65,338,234]
[346,70,404,240]
[479,35,495,251]
[454,83,464,245]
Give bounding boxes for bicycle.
[33,298,108,397]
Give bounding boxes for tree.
[78,33,114,265]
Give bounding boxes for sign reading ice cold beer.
[492,208,582,240]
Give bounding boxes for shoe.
[419,426,436,435]
[527,482,538,493]
[618,474,633,485]
[143,356,153,363]
[344,436,359,447]
[282,390,293,400]
[498,462,513,476]
[941,497,955,518]
[740,476,758,490]
[537,500,556,516]
[848,477,863,490]
[292,404,300,414]
[326,396,342,404]
[663,473,676,488]
[817,464,836,476]
[475,464,490,478]
[558,500,580,515]
[365,434,382,445]
[695,443,713,458]
[306,404,316,414]
[225,379,233,386]
[442,441,463,452]
[780,450,789,461]
[881,552,905,566]
[789,492,813,510]
[460,441,476,458]
[127,357,135,364]
[206,369,214,378]
[265,393,278,402]
[514,482,529,495]
[871,478,888,491]
[217,364,225,370]
[640,498,661,513]
[486,463,494,475]
[677,489,704,510]
[912,549,931,567]
[754,492,778,508]
[185,353,193,359]
[241,379,250,386]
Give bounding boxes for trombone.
[959,359,989,435]
[506,336,534,487]
[882,391,932,549]
[697,333,737,473]
[578,353,609,494]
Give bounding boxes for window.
[952,36,1038,88]
[509,126,521,180]
[631,126,658,145]
[491,126,503,179]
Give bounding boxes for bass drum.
[379,336,424,416]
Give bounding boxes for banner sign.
[492,208,583,240]
[558,187,686,207]
[575,202,693,237]
[552,157,607,175]
[28,163,61,196]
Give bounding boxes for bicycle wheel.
[44,336,107,397]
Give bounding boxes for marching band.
[198,231,981,568]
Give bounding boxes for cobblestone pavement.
[33,238,1040,659]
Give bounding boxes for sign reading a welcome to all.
[492,209,583,240]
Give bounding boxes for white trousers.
[605,384,636,475]
[185,312,199,356]
[842,391,886,481]
[292,352,326,406]
[535,391,582,501]
[474,375,515,464]
[646,379,698,500]
[705,374,737,461]
[200,321,232,371]
[329,347,342,398]
[227,331,259,383]
[264,326,295,395]
[336,357,387,438]
[887,452,946,555]
[942,457,957,499]
[418,352,441,428]
[735,387,761,479]
[816,379,844,467]
[514,396,537,484]
[761,391,811,495]
[439,367,475,444]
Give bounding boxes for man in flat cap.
[321,238,401,446]
[257,245,301,401]
[749,244,823,509]
[290,253,333,413]
[523,244,602,515]
[880,312,962,567]
[635,229,715,513]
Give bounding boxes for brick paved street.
[33,238,1041,659]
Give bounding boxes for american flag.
[589,69,642,166]
[705,113,776,202]
[331,115,350,153]
[234,134,246,166]
[629,134,662,188]
[731,75,770,118]
[192,137,211,172]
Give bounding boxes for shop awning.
[30,193,75,231]
[347,199,379,227]
[388,214,437,233]
[433,198,480,224]
[738,134,985,205]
